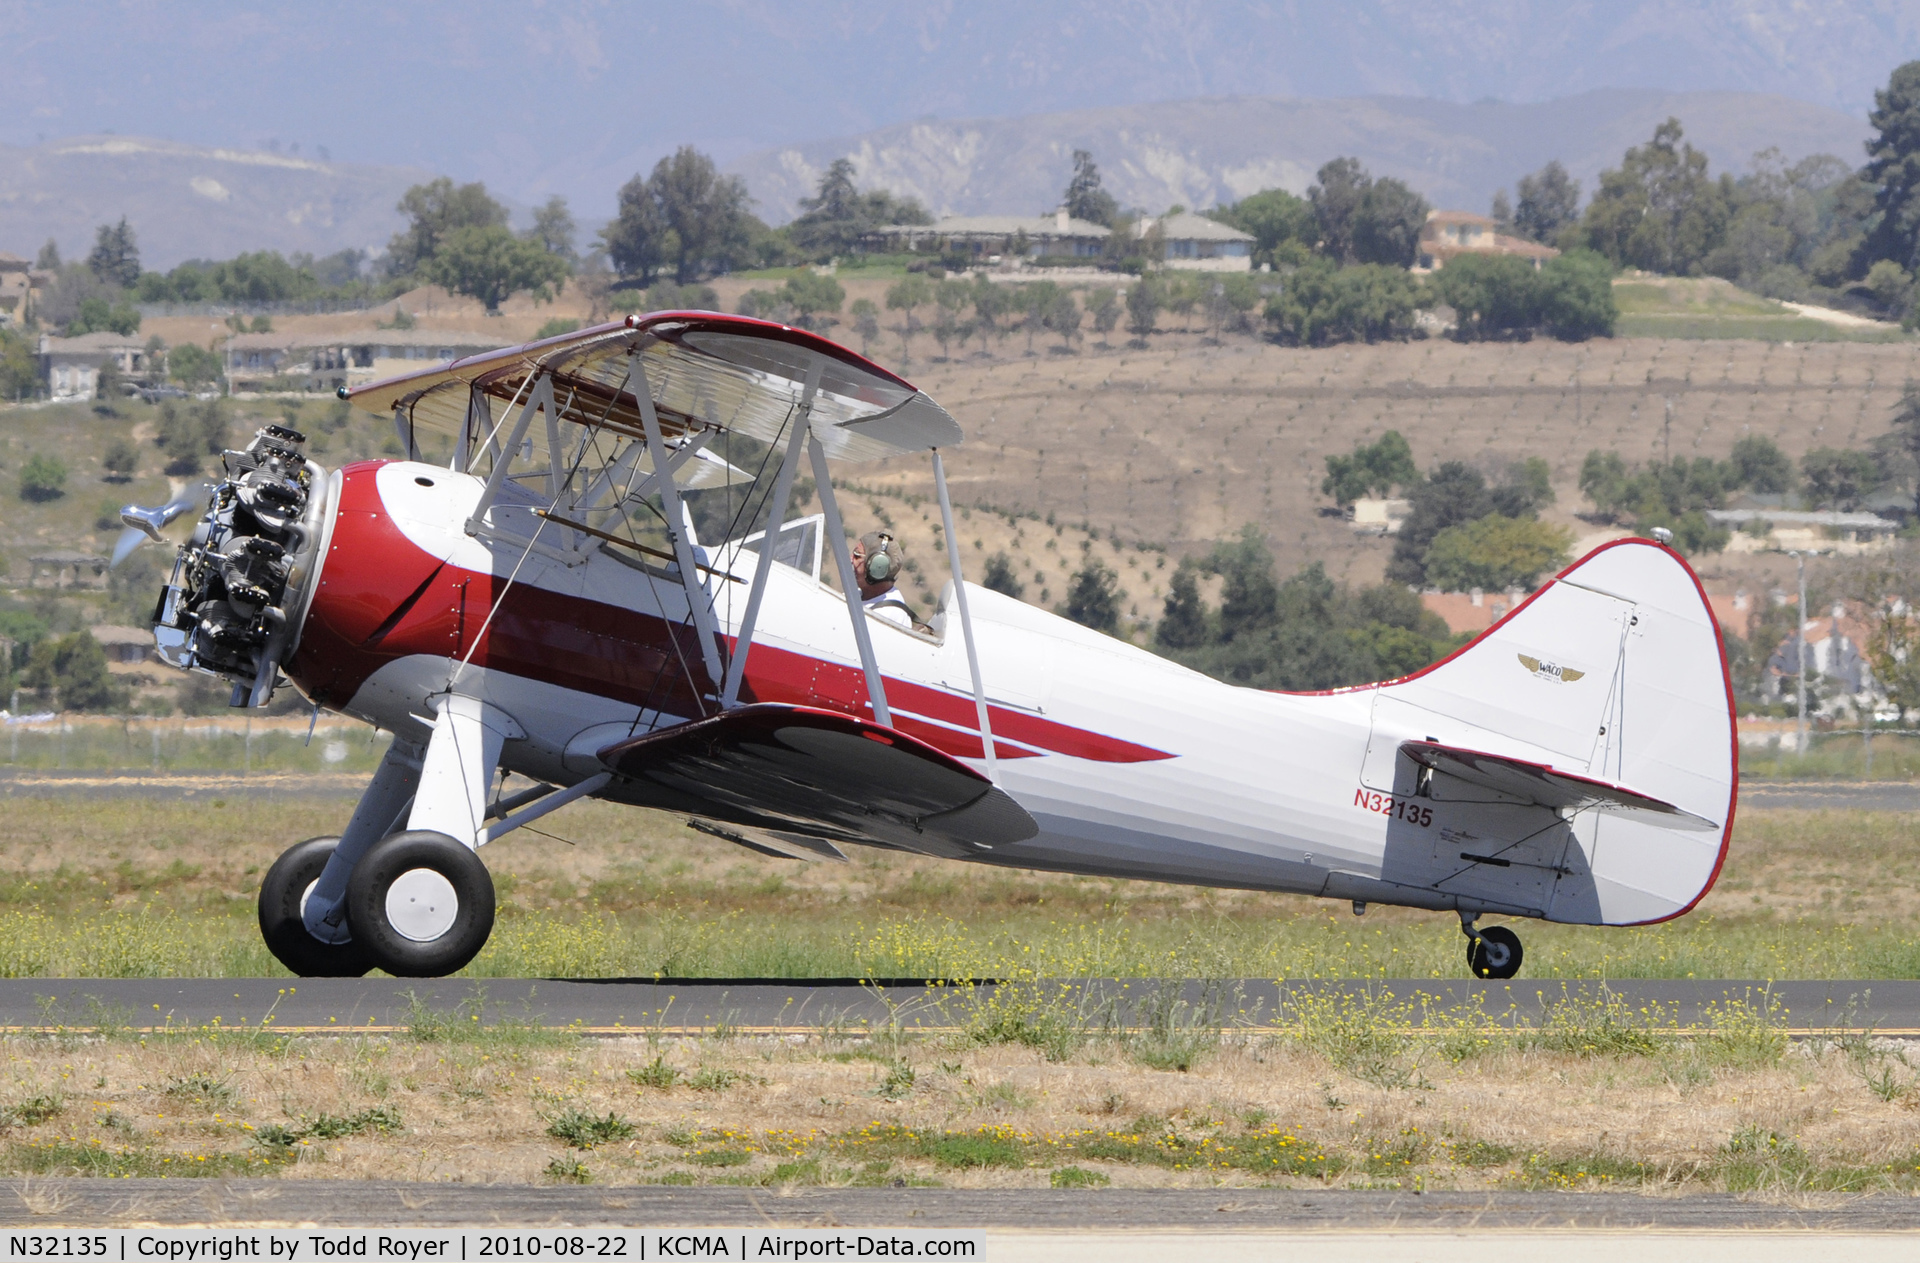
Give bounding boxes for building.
[224,329,504,393]
[90,625,155,668]
[0,253,45,328]
[867,210,1111,260]
[29,551,107,590]
[1709,509,1900,556]
[1766,603,1875,713]
[1347,497,1411,534]
[36,332,153,401]
[1150,211,1254,271]
[1414,211,1559,272]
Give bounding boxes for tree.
[68,295,140,337]
[1125,276,1160,340]
[1309,158,1369,263]
[24,632,122,712]
[1018,280,1059,354]
[1063,150,1118,227]
[1207,526,1279,642]
[1265,261,1426,345]
[1423,515,1573,593]
[1514,161,1581,244]
[602,170,670,284]
[1801,446,1884,510]
[1064,558,1122,633]
[1354,177,1429,268]
[933,279,970,356]
[425,225,567,312]
[1087,287,1121,342]
[18,453,67,502]
[1864,61,1920,275]
[1045,287,1082,351]
[982,552,1024,599]
[784,271,847,331]
[0,329,36,400]
[1537,249,1617,340]
[848,298,880,355]
[1432,253,1543,340]
[387,178,509,277]
[884,275,933,361]
[34,239,60,270]
[102,436,139,481]
[1490,188,1514,230]
[86,218,140,288]
[1209,189,1314,268]
[1580,119,1730,275]
[1156,561,1209,649]
[1388,462,1493,585]
[168,342,220,388]
[527,196,578,266]
[1730,435,1795,495]
[650,146,753,284]
[1322,430,1418,507]
[93,357,123,404]
[789,158,932,259]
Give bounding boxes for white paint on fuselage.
[336,463,1732,926]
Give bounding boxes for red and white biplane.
[123,313,1736,979]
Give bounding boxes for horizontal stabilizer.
[1401,740,1719,832]
[597,704,1039,859]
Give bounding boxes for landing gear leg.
[259,737,422,977]
[1461,912,1523,981]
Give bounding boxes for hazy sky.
[6,1,1920,217]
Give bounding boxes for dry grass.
[0,999,1914,1191]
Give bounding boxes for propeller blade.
[111,484,210,569]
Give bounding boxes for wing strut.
[933,449,996,782]
[721,362,818,708]
[635,358,726,691]
[810,432,891,727]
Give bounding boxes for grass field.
[0,796,1913,1189]
[0,796,1910,981]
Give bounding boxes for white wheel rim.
[386,868,459,943]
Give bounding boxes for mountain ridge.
[731,89,1873,226]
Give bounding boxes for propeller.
[111,484,210,568]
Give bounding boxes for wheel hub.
[385,868,460,942]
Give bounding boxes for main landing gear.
[258,830,495,978]
[1461,913,1524,980]
[259,695,523,978]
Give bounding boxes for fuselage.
[284,459,1724,925]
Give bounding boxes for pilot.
[851,530,921,630]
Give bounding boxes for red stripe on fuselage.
[286,463,1171,764]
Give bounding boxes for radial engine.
[148,424,330,707]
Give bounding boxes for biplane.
[121,313,1736,980]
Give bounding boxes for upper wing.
[343,311,962,463]
[1402,739,1719,831]
[595,703,1039,859]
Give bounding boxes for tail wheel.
[1468,925,1524,980]
[258,837,374,978]
[345,830,495,978]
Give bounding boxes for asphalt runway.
[1,1181,1918,1231]
[3,769,1917,808]
[9,976,1918,1034]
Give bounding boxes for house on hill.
[224,329,502,393]
[1414,211,1558,272]
[1711,508,1900,556]
[36,332,153,401]
[0,253,42,327]
[867,210,1110,260]
[1150,211,1254,271]
[1766,603,1875,712]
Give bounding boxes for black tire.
[345,830,495,978]
[258,836,375,977]
[1468,925,1524,980]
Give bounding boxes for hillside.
[731,89,1869,224]
[0,136,432,271]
